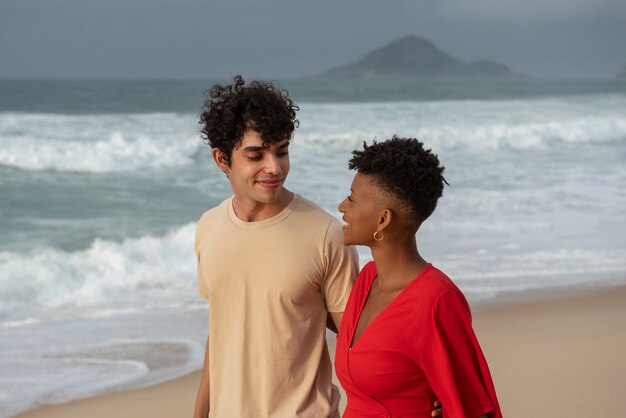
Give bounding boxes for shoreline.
[471,278,626,310]
[14,283,626,418]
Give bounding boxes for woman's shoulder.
[354,261,377,288]
[360,260,377,275]
[415,266,469,308]
[358,261,377,279]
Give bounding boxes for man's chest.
[199,229,326,305]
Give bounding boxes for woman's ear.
[378,209,393,230]
[212,148,229,175]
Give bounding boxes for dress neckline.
[349,263,433,349]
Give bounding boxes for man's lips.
[256,178,283,189]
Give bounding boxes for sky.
[1,0,625,80]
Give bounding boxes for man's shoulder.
[196,197,231,234]
[292,195,347,244]
[293,194,338,226]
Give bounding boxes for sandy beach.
[15,284,626,418]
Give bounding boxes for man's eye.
[347,196,353,202]
[247,155,262,161]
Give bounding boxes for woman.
[335,137,501,418]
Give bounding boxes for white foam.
[0,335,205,418]
[0,112,201,172]
[0,223,197,324]
[418,117,626,150]
[295,97,626,149]
[0,318,41,329]
[3,95,626,173]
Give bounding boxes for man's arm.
[193,336,210,418]
[327,311,344,334]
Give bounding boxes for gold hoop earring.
[373,231,384,242]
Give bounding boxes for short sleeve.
[420,290,501,418]
[197,258,209,300]
[195,214,209,300]
[321,218,358,312]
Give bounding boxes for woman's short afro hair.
[349,136,447,225]
[199,75,299,164]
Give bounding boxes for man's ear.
[212,148,229,174]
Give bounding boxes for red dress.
[335,262,501,418]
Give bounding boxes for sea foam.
[295,96,626,149]
[2,95,625,173]
[0,112,201,173]
[0,223,197,324]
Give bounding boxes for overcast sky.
[1,0,625,80]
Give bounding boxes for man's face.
[218,130,291,205]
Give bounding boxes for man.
[193,75,359,418]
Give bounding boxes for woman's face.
[338,172,385,246]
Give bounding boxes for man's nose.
[264,155,281,174]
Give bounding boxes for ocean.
[1,78,625,417]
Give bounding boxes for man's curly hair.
[349,136,447,226]
[199,75,299,165]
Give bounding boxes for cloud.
[439,0,626,22]
[1,0,625,78]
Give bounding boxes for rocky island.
[321,35,514,79]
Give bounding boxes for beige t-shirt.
[196,194,358,418]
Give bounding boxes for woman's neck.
[371,238,429,289]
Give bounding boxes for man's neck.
[231,188,294,222]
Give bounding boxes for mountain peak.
[383,35,438,50]
[322,35,513,79]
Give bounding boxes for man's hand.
[431,399,442,417]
